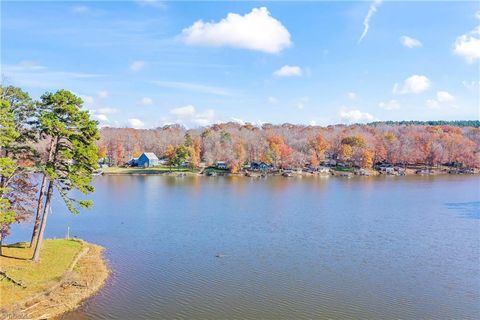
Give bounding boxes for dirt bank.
[1,241,109,320]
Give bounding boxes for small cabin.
[127,158,138,166]
[137,152,159,168]
[379,166,395,174]
[216,161,228,169]
[318,166,330,173]
[158,158,169,165]
[250,162,272,171]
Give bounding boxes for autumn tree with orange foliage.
[97,122,479,170]
[308,134,330,165]
[229,141,247,173]
[132,145,142,158]
[267,135,293,169]
[164,144,176,168]
[192,137,202,165]
[309,152,320,167]
[97,145,107,160]
[361,149,374,168]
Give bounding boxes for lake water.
[9,175,480,319]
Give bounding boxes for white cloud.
[89,107,118,123]
[169,105,216,127]
[170,105,195,117]
[80,95,95,105]
[340,109,376,123]
[378,99,400,110]
[393,75,431,94]
[453,26,480,63]
[436,91,455,102]
[130,60,146,72]
[462,80,480,90]
[97,107,117,114]
[347,92,357,100]
[7,60,46,71]
[426,91,456,109]
[425,99,439,109]
[72,5,89,14]
[151,80,230,96]
[141,97,153,105]
[127,118,145,129]
[2,62,101,88]
[93,114,109,122]
[400,35,422,48]
[358,0,382,43]
[273,65,303,77]
[231,117,245,125]
[268,96,278,103]
[295,96,309,110]
[180,7,292,54]
[97,90,109,98]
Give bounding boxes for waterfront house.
[375,161,396,175]
[216,161,228,169]
[127,157,138,167]
[250,162,272,171]
[158,157,169,165]
[379,166,395,174]
[137,152,159,168]
[318,166,330,173]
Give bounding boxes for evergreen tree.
[32,90,99,261]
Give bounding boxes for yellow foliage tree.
[384,132,397,144]
[164,144,175,164]
[132,145,142,158]
[339,144,353,162]
[97,145,107,159]
[361,149,374,168]
[188,146,199,168]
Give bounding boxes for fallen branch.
[0,270,26,288]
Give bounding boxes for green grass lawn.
[203,167,230,174]
[102,166,195,174]
[332,166,354,172]
[0,239,83,306]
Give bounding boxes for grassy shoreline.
[100,166,478,177]
[0,239,109,319]
[102,166,197,175]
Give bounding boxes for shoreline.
[101,168,479,178]
[1,240,110,320]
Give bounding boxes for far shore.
[100,165,478,178]
[0,239,109,319]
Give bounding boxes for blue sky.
[2,0,479,128]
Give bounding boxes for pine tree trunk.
[29,174,47,247]
[32,179,54,262]
[32,137,58,262]
[29,138,56,248]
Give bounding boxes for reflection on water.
[9,175,480,319]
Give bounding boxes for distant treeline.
[368,120,480,128]
[99,121,480,170]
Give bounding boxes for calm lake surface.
[10,175,480,319]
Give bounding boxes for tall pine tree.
[32,90,99,262]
